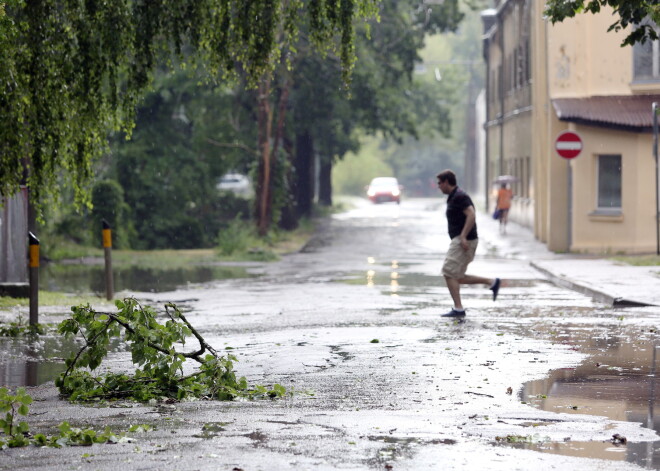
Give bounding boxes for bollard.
[102,219,114,300]
[28,232,39,326]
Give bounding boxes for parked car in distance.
[217,173,252,197]
[366,177,402,204]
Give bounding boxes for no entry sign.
[555,131,583,159]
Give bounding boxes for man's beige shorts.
[442,237,478,279]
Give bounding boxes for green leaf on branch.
[57,297,285,403]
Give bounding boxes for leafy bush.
[217,218,255,255]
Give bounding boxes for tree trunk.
[278,135,298,230]
[318,156,332,207]
[294,130,315,218]
[255,77,273,236]
[255,74,291,236]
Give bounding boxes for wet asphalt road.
[3,197,660,470]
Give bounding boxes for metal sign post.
[653,103,660,255]
[555,131,583,252]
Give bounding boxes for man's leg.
[458,274,501,301]
[444,276,463,310]
[458,274,493,286]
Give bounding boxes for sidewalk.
[477,210,660,308]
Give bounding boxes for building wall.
[485,0,660,253]
[569,128,657,253]
[484,0,534,229]
[0,188,28,283]
[546,9,631,97]
[543,6,658,254]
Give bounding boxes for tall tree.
[0,0,379,219]
[287,0,465,215]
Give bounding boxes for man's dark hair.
[436,169,457,186]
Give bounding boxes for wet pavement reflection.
[345,266,660,466]
[40,263,254,293]
[520,323,660,468]
[0,335,75,387]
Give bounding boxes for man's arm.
[460,206,476,249]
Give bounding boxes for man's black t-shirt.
[446,187,478,240]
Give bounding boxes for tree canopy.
[0,0,378,210]
[544,0,660,46]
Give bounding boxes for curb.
[529,261,654,308]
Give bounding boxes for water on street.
[1,197,659,470]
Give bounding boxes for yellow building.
[483,0,660,254]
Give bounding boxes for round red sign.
[555,131,583,159]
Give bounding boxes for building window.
[597,154,622,209]
[633,20,660,81]
[633,40,660,80]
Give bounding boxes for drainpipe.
[499,9,505,178]
[483,32,491,212]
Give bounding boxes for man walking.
[437,169,500,317]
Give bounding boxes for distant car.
[366,177,402,204]
[217,173,252,197]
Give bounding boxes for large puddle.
[40,263,254,294]
[519,323,660,468]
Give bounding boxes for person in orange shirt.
[496,184,513,234]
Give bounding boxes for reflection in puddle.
[496,439,632,462]
[0,335,78,387]
[40,263,254,294]
[342,271,541,288]
[340,271,541,299]
[0,359,66,387]
[521,325,660,468]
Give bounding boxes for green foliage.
[56,298,285,402]
[91,179,135,249]
[610,255,660,266]
[544,1,660,47]
[495,434,534,444]
[0,387,154,448]
[217,218,279,261]
[332,137,396,195]
[0,305,52,335]
[333,4,484,196]
[0,387,32,448]
[1,0,379,212]
[48,422,122,447]
[106,69,263,249]
[217,218,255,255]
[0,291,108,309]
[0,321,47,337]
[110,74,216,249]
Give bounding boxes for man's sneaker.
[441,309,466,318]
[490,278,501,301]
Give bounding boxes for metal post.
[654,103,660,255]
[567,160,573,251]
[102,219,114,300]
[28,232,39,326]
